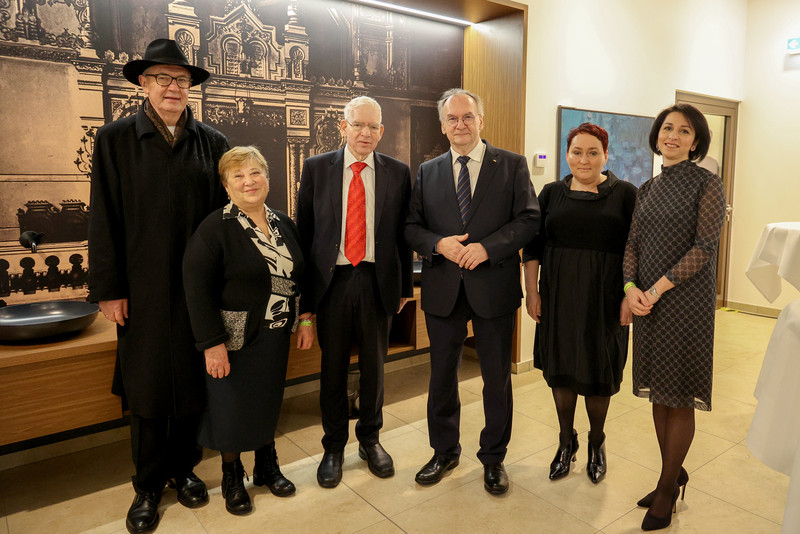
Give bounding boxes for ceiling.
[356,0,526,24]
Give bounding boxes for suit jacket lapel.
[329,148,345,232]
[373,152,388,229]
[466,142,499,226]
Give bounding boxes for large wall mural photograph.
[0,0,463,304]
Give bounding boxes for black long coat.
[88,105,229,418]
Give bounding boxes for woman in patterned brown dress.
[623,104,725,531]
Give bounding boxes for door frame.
[675,91,739,307]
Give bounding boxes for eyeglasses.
[346,120,382,134]
[144,73,192,89]
[444,114,477,127]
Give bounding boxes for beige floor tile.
[383,362,433,403]
[695,394,756,443]
[354,519,406,533]
[194,463,386,534]
[0,440,131,499]
[4,482,130,534]
[382,391,430,426]
[340,429,482,517]
[0,499,8,534]
[601,485,782,534]
[690,444,789,524]
[603,406,738,475]
[456,405,555,465]
[510,366,546,392]
[713,364,761,406]
[507,448,659,530]
[391,480,596,534]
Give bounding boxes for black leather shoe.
[586,435,607,484]
[549,429,579,480]
[126,491,161,534]
[168,472,208,508]
[317,450,344,488]
[358,442,395,478]
[415,454,459,485]
[483,463,509,495]
[253,442,296,497]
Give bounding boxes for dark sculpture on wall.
[0,0,463,304]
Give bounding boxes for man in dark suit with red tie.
[405,88,540,495]
[296,96,413,488]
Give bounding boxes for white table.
[745,222,800,533]
[745,222,800,302]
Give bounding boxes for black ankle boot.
[253,442,296,497]
[549,429,579,480]
[221,458,252,515]
[586,434,607,484]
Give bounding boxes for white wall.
[514,0,749,363]
[725,0,800,311]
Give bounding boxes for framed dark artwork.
[557,106,654,187]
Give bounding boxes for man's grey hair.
[437,88,484,122]
[343,96,382,124]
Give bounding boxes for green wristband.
[299,319,313,327]
[623,282,637,294]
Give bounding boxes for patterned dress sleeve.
[664,174,726,285]
[622,185,645,286]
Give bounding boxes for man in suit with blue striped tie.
[405,88,540,495]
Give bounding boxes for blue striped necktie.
[456,155,471,224]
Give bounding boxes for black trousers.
[129,413,203,493]
[317,263,390,452]
[425,283,515,465]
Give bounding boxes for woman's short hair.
[648,104,711,162]
[567,123,609,153]
[218,146,269,185]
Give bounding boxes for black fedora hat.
[122,38,210,86]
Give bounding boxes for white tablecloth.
[746,299,800,533]
[745,222,800,302]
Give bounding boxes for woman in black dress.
[523,123,636,483]
[183,146,314,515]
[623,105,725,531]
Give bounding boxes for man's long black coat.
[88,105,229,418]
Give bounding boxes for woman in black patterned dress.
[183,146,314,515]
[623,105,725,531]
[523,123,636,484]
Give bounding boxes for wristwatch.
[648,286,660,301]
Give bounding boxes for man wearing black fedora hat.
[89,38,229,534]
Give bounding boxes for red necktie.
[345,161,367,266]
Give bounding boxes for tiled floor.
[0,309,789,533]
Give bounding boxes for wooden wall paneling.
[462,11,526,154]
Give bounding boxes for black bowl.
[0,301,100,342]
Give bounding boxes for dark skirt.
[534,247,629,397]
[199,326,290,452]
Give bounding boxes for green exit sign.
[788,38,800,54]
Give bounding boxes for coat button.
[330,267,334,272]
[335,243,339,249]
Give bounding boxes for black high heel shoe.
[586,433,607,484]
[549,429,578,480]
[637,467,689,507]
[641,484,681,531]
